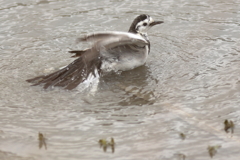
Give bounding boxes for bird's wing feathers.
[78,31,148,47]
[27,48,101,90]
[70,32,147,58]
[27,31,147,90]
[68,48,90,57]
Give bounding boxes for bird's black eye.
[143,23,147,26]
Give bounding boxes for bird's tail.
[26,50,102,90]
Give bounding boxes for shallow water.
[0,0,240,159]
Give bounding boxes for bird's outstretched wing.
[70,31,148,57]
[27,48,101,90]
[27,31,147,90]
[78,31,148,47]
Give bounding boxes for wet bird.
[27,14,163,90]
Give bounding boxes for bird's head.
[128,14,163,34]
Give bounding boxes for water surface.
[0,0,240,159]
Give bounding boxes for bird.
[26,14,164,90]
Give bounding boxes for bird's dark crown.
[128,14,149,33]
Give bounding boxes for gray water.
[0,0,240,159]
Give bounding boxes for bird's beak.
[150,21,164,27]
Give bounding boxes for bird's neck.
[128,28,149,41]
[139,32,149,41]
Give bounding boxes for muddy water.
[0,0,240,159]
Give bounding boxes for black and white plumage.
[27,14,163,90]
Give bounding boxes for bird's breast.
[101,44,149,72]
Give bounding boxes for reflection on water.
[38,133,47,150]
[207,145,222,158]
[224,119,234,134]
[179,132,186,140]
[99,66,156,106]
[98,138,115,153]
[0,0,240,160]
